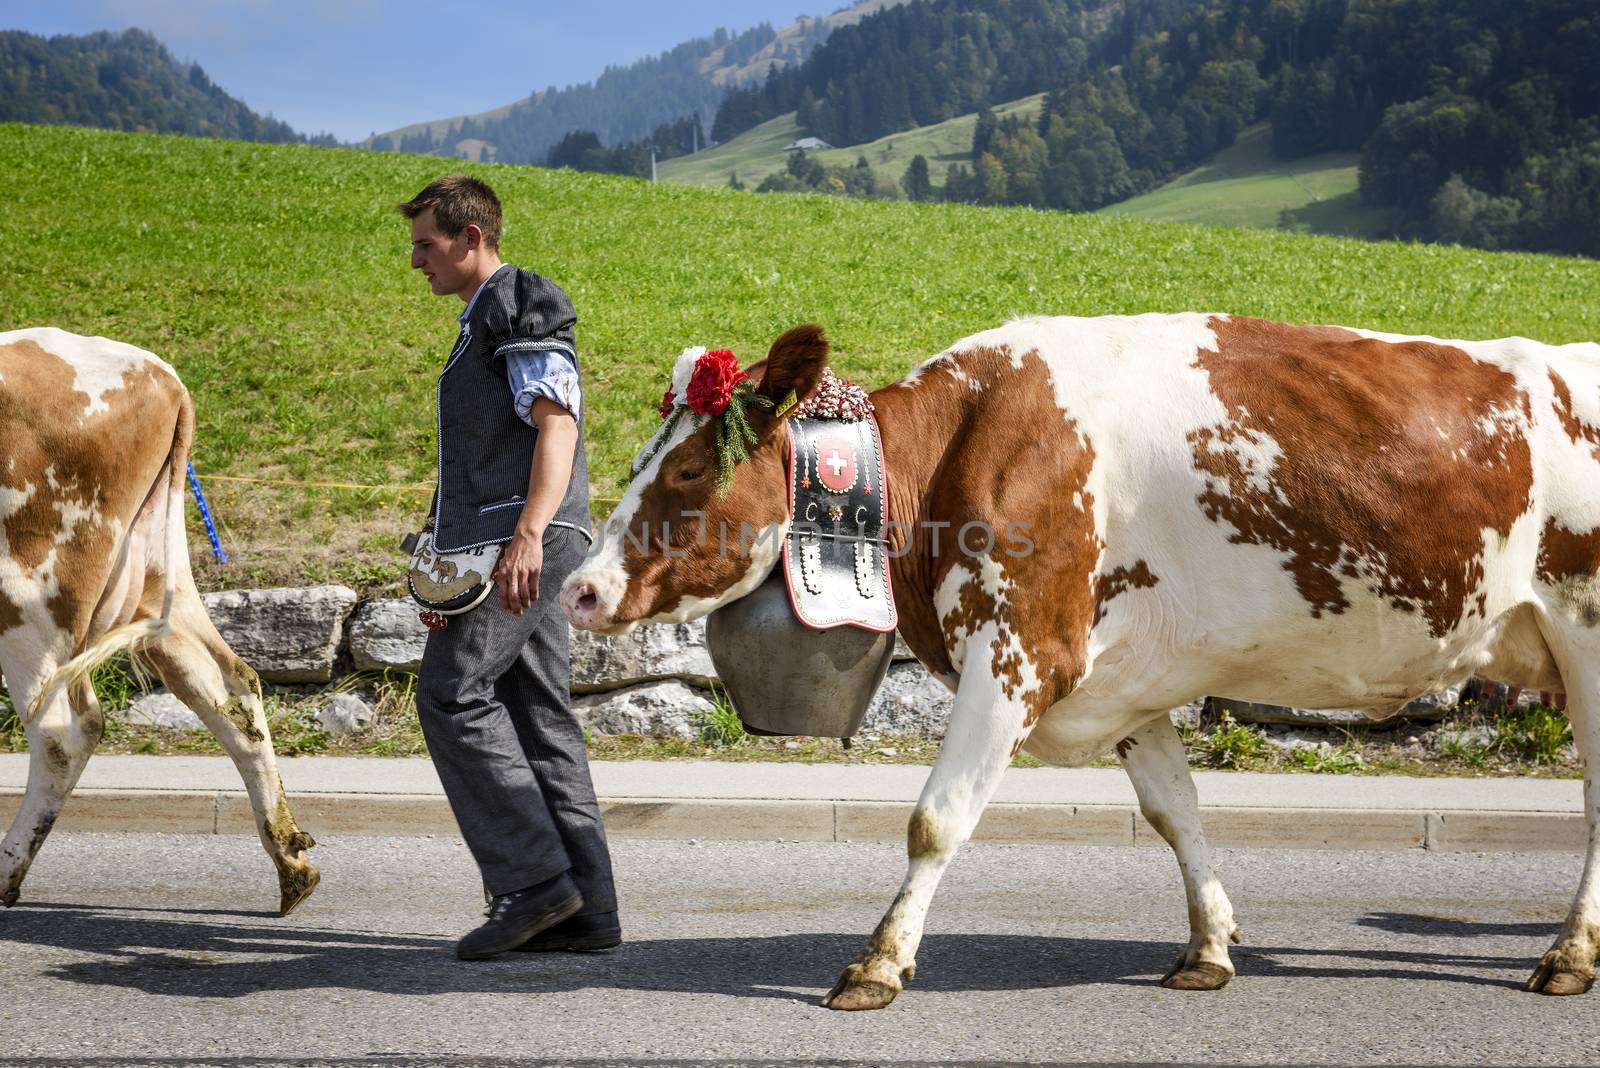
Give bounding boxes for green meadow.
[4,121,1599,593]
[1100,124,1391,238]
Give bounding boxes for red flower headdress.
[633,346,773,497]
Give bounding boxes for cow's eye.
[673,466,705,484]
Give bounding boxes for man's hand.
[496,397,575,615]
[494,529,544,614]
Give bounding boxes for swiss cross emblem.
[815,435,859,492]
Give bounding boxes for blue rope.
[186,461,229,564]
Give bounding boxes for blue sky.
[6,1,829,142]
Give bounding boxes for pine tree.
[902,154,933,202]
[796,87,820,132]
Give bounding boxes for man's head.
[397,174,503,300]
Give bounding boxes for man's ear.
[463,223,483,250]
[758,325,830,417]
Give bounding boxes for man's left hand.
[494,529,544,614]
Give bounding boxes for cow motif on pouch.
[405,526,499,618]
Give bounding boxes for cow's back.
[0,328,188,640]
[930,313,1600,715]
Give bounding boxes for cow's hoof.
[1525,961,1593,996]
[277,862,321,917]
[1161,959,1233,991]
[821,960,903,1011]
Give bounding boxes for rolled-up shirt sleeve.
[502,344,582,425]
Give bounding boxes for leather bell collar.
[782,415,897,632]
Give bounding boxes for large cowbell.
[706,416,896,738]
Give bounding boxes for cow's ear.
[759,324,829,416]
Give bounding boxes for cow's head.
[562,325,831,633]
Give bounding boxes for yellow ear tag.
[775,388,799,419]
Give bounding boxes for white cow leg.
[0,669,103,907]
[823,648,1025,1011]
[1117,715,1239,989]
[145,593,319,916]
[1527,658,1600,996]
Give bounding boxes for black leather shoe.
[456,872,583,960]
[512,910,622,953]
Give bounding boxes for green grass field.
[1100,123,1392,237]
[5,121,1599,593]
[659,94,1046,191]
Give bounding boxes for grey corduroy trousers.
[415,525,617,912]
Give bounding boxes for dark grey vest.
[432,265,591,552]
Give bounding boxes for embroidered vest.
[432,266,591,552]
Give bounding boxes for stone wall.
[172,585,1516,742]
[197,586,943,739]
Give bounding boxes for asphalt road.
[0,832,1595,1068]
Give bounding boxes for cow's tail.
[24,390,194,725]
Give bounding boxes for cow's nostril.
[576,589,598,613]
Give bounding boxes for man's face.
[409,208,477,299]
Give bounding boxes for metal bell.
[705,568,894,738]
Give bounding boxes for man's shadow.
[0,903,1548,1001]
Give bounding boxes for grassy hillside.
[661,94,1046,191]
[5,122,1599,593]
[368,100,520,151]
[657,111,806,187]
[1100,124,1392,238]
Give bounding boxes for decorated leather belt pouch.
[782,415,896,632]
[402,525,500,626]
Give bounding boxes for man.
[399,174,619,959]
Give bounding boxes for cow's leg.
[1117,715,1240,990]
[1526,632,1599,995]
[0,664,103,907]
[822,650,1026,1011]
[143,590,319,916]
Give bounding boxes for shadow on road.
[0,901,1543,1002]
[1355,910,1559,938]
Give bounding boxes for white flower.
[669,346,706,403]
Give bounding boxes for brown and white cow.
[0,328,318,914]
[563,315,1600,1006]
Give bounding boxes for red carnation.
[685,348,748,417]
[659,389,677,418]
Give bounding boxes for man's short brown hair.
[397,174,503,251]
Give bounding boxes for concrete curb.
[2,788,1584,853]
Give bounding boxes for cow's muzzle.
[559,569,630,633]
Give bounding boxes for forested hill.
[0,29,322,144]
[366,3,904,165]
[717,0,1600,258]
[368,25,778,163]
[712,0,1121,144]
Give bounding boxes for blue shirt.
[505,348,582,424]
[458,265,582,426]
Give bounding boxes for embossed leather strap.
[782,415,897,632]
